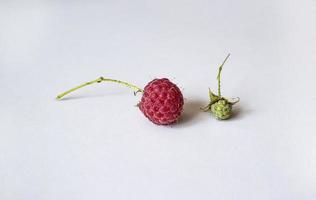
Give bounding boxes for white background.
[1,0,316,199]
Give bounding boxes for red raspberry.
[139,78,184,125]
[56,77,184,125]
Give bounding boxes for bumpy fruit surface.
[139,78,184,125]
[211,99,232,120]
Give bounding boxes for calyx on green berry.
[202,54,240,120]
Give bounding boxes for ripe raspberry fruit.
[56,77,183,125]
[202,54,240,120]
[139,78,184,125]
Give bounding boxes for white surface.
[1,0,316,199]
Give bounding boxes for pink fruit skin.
[139,78,184,125]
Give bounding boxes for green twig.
[217,53,230,97]
[56,77,143,100]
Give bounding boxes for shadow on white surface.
[174,99,207,127]
[230,104,252,121]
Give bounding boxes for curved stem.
[217,53,230,97]
[56,77,143,100]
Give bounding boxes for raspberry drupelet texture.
[139,78,184,125]
[211,99,232,120]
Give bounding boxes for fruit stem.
[56,77,143,100]
[217,53,230,97]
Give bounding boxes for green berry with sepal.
[202,54,240,120]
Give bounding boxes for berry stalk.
[217,53,230,97]
[56,77,143,100]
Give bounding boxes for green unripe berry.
[211,99,232,120]
[202,54,240,120]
